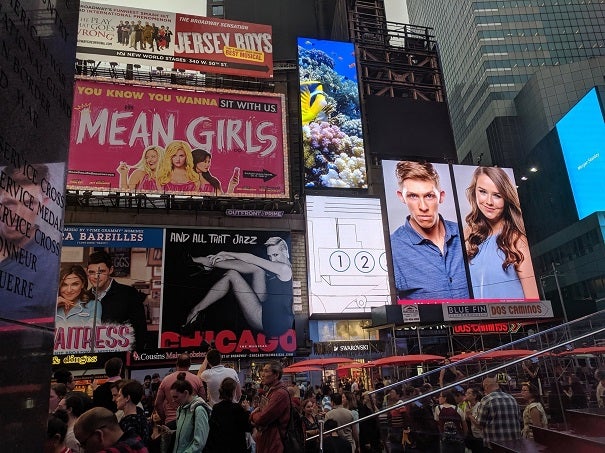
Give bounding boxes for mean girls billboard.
[77,2,273,78]
[382,161,541,309]
[67,79,288,198]
[160,228,296,357]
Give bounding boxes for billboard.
[78,2,273,78]
[297,38,367,189]
[56,226,164,354]
[68,79,288,198]
[160,228,295,357]
[305,196,390,315]
[382,160,540,307]
[556,87,605,219]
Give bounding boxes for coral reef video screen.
[297,37,367,189]
[556,87,605,220]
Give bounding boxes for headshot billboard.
[78,2,273,78]
[68,79,288,198]
[305,196,390,315]
[556,87,605,220]
[452,165,540,301]
[160,228,295,358]
[297,37,367,189]
[382,160,540,308]
[56,226,164,354]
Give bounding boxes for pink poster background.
[68,79,289,198]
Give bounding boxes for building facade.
[407,0,605,166]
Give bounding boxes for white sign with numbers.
[306,196,391,314]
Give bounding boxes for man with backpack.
[434,390,467,453]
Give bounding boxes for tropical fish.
[300,80,328,124]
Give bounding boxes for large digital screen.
[78,2,273,78]
[160,228,296,357]
[297,38,367,189]
[68,79,288,198]
[556,87,605,219]
[56,226,164,354]
[382,160,540,307]
[305,196,390,315]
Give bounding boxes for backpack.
[437,405,463,444]
[281,390,304,453]
[190,398,213,453]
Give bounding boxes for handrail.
[365,308,605,398]
[307,310,605,441]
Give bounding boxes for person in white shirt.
[197,349,241,406]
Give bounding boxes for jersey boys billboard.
[77,2,273,78]
[161,228,296,357]
[382,160,541,309]
[68,79,288,198]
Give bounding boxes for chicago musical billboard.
[160,228,296,357]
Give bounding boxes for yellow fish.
[300,80,328,124]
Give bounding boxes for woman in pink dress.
[156,141,200,193]
[116,145,163,192]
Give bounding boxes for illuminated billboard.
[68,79,288,198]
[57,226,164,354]
[382,160,540,307]
[160,228,295,357]
[556,87,605,219]
[297,38,367,189]
[78,2,273,78]
[305,196,390,315]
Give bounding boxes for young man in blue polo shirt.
[390,161,469,301]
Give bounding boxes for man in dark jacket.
[86,251,147,350]
[74,407,148,452]
[250,361,290,453]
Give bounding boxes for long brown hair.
[465,166,526,271]
[58,265,91,304]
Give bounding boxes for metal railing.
[308,308,605,449]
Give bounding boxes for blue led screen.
[556,88,605,219]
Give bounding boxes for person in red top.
[154,353,205,429]
[74,407,148,453]
[250,362,290,453]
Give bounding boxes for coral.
[299,43,366,188]
[341,119,363,138]
[303,121,367,189]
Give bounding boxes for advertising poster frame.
[56,226,164,354]
[77,1,273,78]
[382,160,543,313]
[305,195,390,315]
[160,228,296,358]
[68,79,289,198]
[297,37,367,189]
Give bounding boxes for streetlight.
[540,262,570,338]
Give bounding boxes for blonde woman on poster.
[463,166,539,299]
[156,141,200,192]
[183,237,293,337]
[116,145,164,192]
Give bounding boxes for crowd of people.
[115,20,173,52]
[46,354,605,453]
